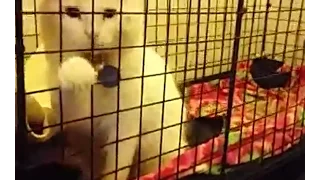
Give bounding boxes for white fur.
[59,56,97,91]
[37,0,189,180]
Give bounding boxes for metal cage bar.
[221,0,246,173]
[15,0,27,166]
[16,0,305,179]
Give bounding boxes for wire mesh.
[16,0,305,179]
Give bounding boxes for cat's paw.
[58,56,96,91]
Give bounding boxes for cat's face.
[39,0,145,52]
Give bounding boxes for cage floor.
[178,138,304,180]
[139,60,305,180]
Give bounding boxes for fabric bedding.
[138,59,305,180]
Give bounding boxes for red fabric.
[137,60,305,180]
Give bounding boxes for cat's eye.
[65,7,81,19]
[103,9,116,19]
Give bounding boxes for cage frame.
[15,0,305,179]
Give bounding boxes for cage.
[15,0,305,179]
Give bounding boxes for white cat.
[36,0,189,179]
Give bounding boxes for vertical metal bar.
[191,0,202,173]
[214,4,231,172]
[202,1,212,82]
[248,0,269,162]
[261,2,271,53]
[211,0,219,75]
[237,0,258,165]
[58,0,65,162]
[293,41,306,141]
[291,0,305,143]
[137,0,149,178]
[209,0,221,171]
[254,0,263,54]
[227,0,235,70]
[237,1,247,165]
[280,0,297,153]
[201,0,211,83]
[259,0,272,163]
[176,0,192,178]
[218,0,230,83]
[90,0,95,179]
[298,41,305,144]
[199,0,213,170]
[271,0,283,59]
[270,0,284,157]
[155,0,159,52]
[33,0,39,48]
[220,0,245,174]
[215,0,231,147]
[15,0,27,166]
[115,0,124,179]
[193,0,202,81]
[158,0,171,178]
[174,0,180,81]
